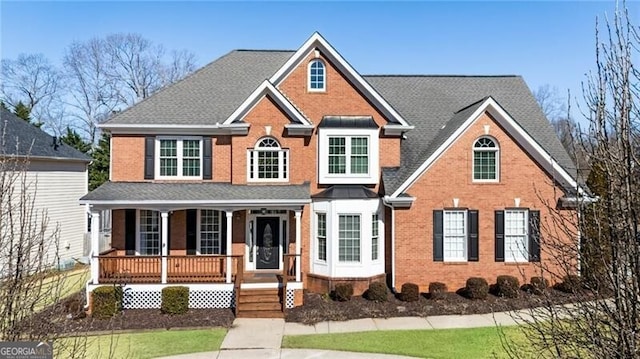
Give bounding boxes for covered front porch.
[81,182,310,290]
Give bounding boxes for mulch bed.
[31,287,586,334]
[285,289,582,325]
[29,291,235,336]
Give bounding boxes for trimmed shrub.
[464,277,489,300]
[530,276,549,295]
[495,275,520,298]
[333,283,353,302]
[161,286,189,314]
[366,282,388,302]
[557,275,582,294]
[92,286,123,319]
[400,283,420,302]
[428,282,448,300]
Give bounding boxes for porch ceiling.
[80,181,311,208]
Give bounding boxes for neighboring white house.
[1,109,91,269]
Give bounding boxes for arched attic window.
[248,137,289,181]
[308,60,326,91]
[472,137,499,181]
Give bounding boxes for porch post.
[225,210,233,283]
[161,211,169,284]
[294,209,302,282]
[90,211,100,284]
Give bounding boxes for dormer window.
[248,137,289,182]
[308,60,326,91]
[473,137,499,182]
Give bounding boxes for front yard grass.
[57,328,226,359]
[283,326,526,359]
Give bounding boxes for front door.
[256,217,279,269]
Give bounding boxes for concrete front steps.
[236,288,284,318]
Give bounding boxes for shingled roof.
[0,109,91,162]
[364,75,577,193]
[102,49,576,195]
[80,182,310,205]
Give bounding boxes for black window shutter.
[468,210,479,261]
[125,209,136,255]
[203,137,212,180]
[433,210,444,262]
[186,209,197,255]
[495,210,505,262]
[221,211,228,255]
[529,210,541,262]
[144,137,155,180]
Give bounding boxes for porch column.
[161,211,169,284]
[295,209,302,282]
[90,211,100,284]
[225,211,233,283]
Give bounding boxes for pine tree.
[13,101,31,122]
[89,132,110,190]
[12,101,44,128]
[0,101,8,111]
[60,127,91,154]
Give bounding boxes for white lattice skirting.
[120,286,234,309]
[285,289,295,309]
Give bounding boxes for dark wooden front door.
[256,217,279,269]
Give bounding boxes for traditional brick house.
[81,33,582,316]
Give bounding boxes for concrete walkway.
[158,310,529,359]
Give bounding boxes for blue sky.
[1,1,636,116]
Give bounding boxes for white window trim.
[472,136,500,183]
[247,138,289,182]
[504,209,529,263]
[135,209,160,256]
[316,212,327,262]
[337,213,362,263]
[318,128,379,184]
[443,210,467,262]
[155,136,203,180]
[307,59,326,92]
[196,209,223,255]
[371,212,380,262]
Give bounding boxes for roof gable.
[223,80,311,126]
[0,109,91,162]
[389,97,581,198]
[269,32,413,130]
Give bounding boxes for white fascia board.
[223,80,310,126]
[285,123,314,136]
[383,124,415,136]
[100,123,250,136]
[79,198,311,207]
[391,97,582,198]
[269,32,412,128]
[383,195,415,208]
[2,154,92,164]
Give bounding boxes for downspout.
[382,200,396,290]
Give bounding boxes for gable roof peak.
[269,32,413,129]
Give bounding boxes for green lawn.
[57,328,227,359]
[36,266,89,311]
[283,326,527,359]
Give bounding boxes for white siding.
[23,160,89,266]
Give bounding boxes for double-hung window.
[328,136,369,175]
[443,210,467,261]
[199,209,222,255]
[504,210,528,262]
[316,213,327,261]
[371,213,379,261]
[139,210,160,255]
[157,137,202,179]
[248,137,289,181]
[338,214,361,262]
[473,137,499,181]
